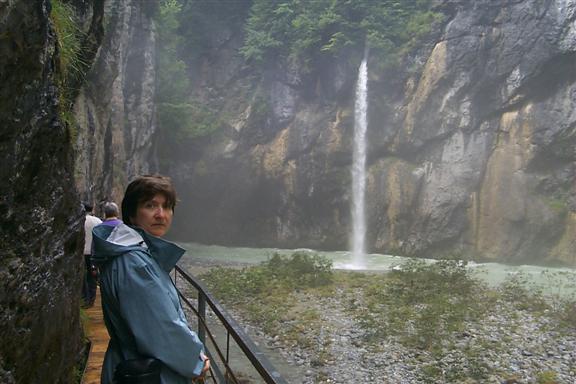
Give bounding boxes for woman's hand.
[200,353,210,375]
[192,353,210,383]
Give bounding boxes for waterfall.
[351,52,368,268]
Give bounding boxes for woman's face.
[132,194,173,237]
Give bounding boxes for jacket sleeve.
[117,255,205,377]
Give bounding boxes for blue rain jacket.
[92,223,205,384]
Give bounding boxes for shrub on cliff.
[241,0,444,69]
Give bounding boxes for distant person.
[83,202,102,307]
[99,201,122,227]
[92,175,210,384]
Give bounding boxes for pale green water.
[179,242,576,298]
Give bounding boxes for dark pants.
[82,254,97,306]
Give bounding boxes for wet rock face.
[0,1,84,383]
[170,1,575,264]
[74,0,158,206]
[377,0,576,263]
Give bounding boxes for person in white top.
[83,202,102,307]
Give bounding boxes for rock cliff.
[74,0,158,207]
[371,0,576,264]
[168,0,576,265]
[0,0,91,382]
[0,0,165,381]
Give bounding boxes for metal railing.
[173,265,288,384]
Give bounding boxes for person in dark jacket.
[92,175,210,383]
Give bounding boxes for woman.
[93,175,209,383]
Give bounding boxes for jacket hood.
[92,223,185,271]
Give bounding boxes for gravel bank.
[178,261,576,383]
[231,289,575,383]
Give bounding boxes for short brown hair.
[121,175,177,225]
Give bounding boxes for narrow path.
[82,288,109,384]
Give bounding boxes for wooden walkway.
[82,288,109,384]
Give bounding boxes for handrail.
[173,265,288,384]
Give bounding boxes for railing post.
[198,293,228,383]
[198,292,206,344]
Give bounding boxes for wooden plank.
[82,288,110,384]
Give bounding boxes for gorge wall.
[74,0,158,208]
[168,0,576,265]
[0,0,160,381]
[0,0,158,381]
[0,0,91,382]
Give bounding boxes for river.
[178,242,576,297]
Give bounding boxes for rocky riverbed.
[178,259,576,383]
[234,289,575,384]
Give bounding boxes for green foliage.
[499,272,549,313]
[155,0,227,142]
[157,102,221,139]
[201,251,333,300]
[357,259,490,352]
[544,196,568,215]
[251,95,271,121]
[557,299,576,329]
[156,0,189,102]
[75,307,90,383]
[499,270,576,331]
[50,0,86,83]
[347,261,576,381]
[200,252,333,334]
[241,0,444,69]
[159,0,182,32]
[536,370,559,384]
[265,251,334,287]
[177,0,250,61]
[157,57,189,103]
[240,0,291,63]
[79,306,89,337]
[154,0,444,144]
[50,0,88,125]
[202,257,575,383]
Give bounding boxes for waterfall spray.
[351,50,368,268]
